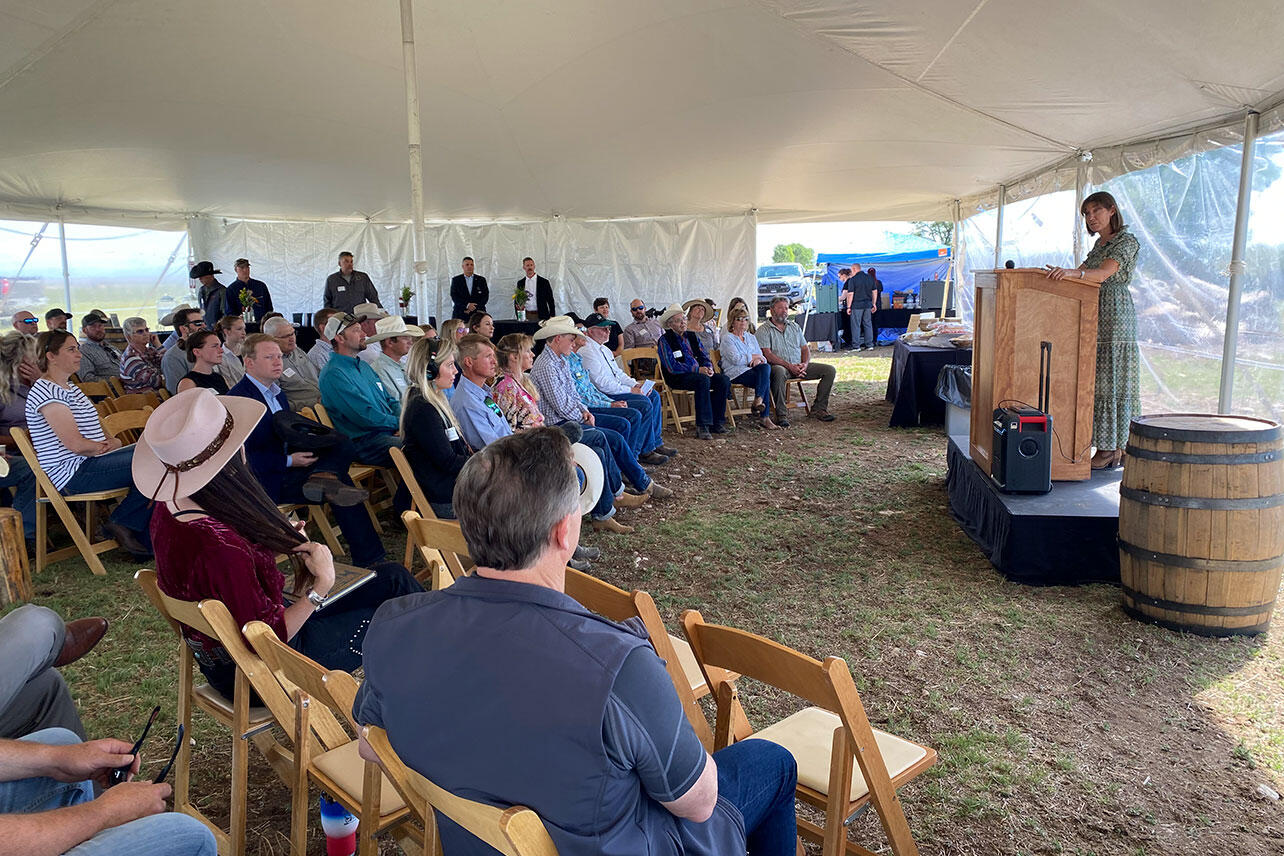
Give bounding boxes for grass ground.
[7,349,1282,855]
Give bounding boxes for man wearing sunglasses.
[317,312,402,467]
[10,311,38,334]
[160,308,206,396]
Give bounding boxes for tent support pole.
[947,198,960,315]
[1073,161,1088,265]
[57,216,72,312]
[1218,110,1259,413]
[399,0,430,321]
[993,185,1006,269]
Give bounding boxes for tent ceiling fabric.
[1,0,1282,226]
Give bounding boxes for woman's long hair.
[0,332,34,405]
[402,337,461,434]
[184,329,219,364]
[188,452,311,589]
[495,333,539,400]
[1081,190,1125,235]
[439,318,465,342]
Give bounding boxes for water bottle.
[319,794,359,856]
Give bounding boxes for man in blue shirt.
[228,334,385,566]
[353,429,797,856]
[318,313,403,467]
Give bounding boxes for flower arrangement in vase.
[237,287,258,321]
[512,287,528,319]
[399,285,414,312]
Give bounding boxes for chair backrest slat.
[401,511,469,584]
[243,621,355,751]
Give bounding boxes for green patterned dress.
[1083,226,1141,450]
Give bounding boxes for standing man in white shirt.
[580,314,675,462]
[520,257,555,320]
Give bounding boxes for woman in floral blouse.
[1046,190,1141,469]
[492,333,546,432]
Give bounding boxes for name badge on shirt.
[445,426,459,441]
[283,368,297,377]
[673,350,683,359]
[337,285,346,292]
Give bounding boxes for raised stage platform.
[946,434,1122,586]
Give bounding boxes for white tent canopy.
[3,0,1283,227]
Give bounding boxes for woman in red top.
[135,388,421,699]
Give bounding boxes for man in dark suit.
[449,256,488,320]
[228,333,386,566]
[520,257,556,320]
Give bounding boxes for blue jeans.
[714,738,798,855]
[664,371,730,428]
[0,728,217,856]
[588,422,650,492]
[577,428,621,520]
[350,432,402,468]
[0,455,37,539]
[589,407,644,456]
[61,446,152,539]
[608,390,663,453]
[729,364,772,419]
[0,605,84,739]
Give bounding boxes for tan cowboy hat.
[532,315,580,341]
[132,388,265,502]
[656,303,686,328]
[571,442,604,515]
[351,302,389,321]
[365,315,425,344]
[160,304,193,326]
[682,298,715,320]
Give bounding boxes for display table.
[801,312,841,348]
[492,319,541,342]
[885,338,972,427]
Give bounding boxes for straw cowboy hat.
[656,303,686,328]
[364,316,425,344]
[532,315,580,341]
[571,442,604,515]
[133,388,264,502]
[351,301,389,321]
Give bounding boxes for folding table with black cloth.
[884,339,972,428]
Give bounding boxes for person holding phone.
[136,388,422,701]
[0,725,214,855]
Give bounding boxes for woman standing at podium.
[1046,190,1141,469]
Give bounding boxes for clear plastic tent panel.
[1098,132,1284,423]
[0,220,189,328]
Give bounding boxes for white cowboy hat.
[656,303,686,328]
[532,315,580,341]
[682,298,715,320]
[132,388,265,502]
[160,304,193,326]
[351,302,389,321]
[571,442,604,515]
[364,315,425,344]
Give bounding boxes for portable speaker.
[991,406,1052,494]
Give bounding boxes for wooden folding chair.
[135,571,294,856]
[12,427,126,576]
[783,374,820,416]
[244,622,422,856]
[681,610,937,856]
[107,376,126,397]
[100,407,152,445]
[400,511,469,590]
[622,347,695,435]
[304,404,389,535]
[618,346,658,383]
[72,380,112,401]
[362,724,559,856]
[389,446,440,572]
[104,390,164,413]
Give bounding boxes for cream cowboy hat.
[159,304,193,326]
[351,301,389,321]
[656,303,686,328]
[132,388,265,502]
[682,298,715,320]
[571,442,604,515]
[364,315,425,344]
[532,315,580,341]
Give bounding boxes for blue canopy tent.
[817,248,952,344]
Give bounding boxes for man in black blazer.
[227,333,387,566]
[449,256,488,321]
[520,257,556,320]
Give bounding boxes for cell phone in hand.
[111,705,160,786]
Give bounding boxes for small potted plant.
[399,285,414,312]
[512,286,529,319]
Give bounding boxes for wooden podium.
[970,268,1100,481]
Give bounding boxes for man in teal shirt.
[318,312,402,466]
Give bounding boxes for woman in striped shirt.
[25,330,153,558]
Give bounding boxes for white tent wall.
[188,214,755,325]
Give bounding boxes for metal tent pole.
[993,185,1006,269]
[57,216,72,311]
[947,198,961,314]
[399,0,430,321]
[1073,158,1088,265]
[1218,110,1260,413]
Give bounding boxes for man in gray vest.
[354,428,798,855]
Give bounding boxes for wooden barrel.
[1118,414,1283,635]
